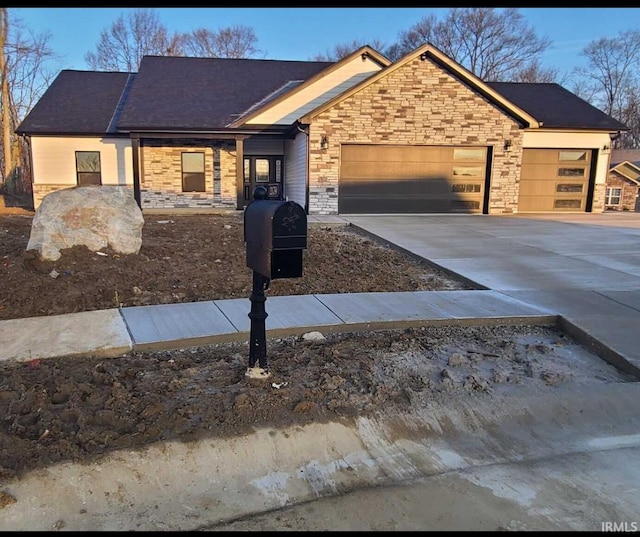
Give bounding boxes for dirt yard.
[0,211,633,504]
[0,213,470,321]
[0,323,633,484]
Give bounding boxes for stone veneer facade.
[306,56,524,215]
[605,172,639,211]
[141,140,236,209]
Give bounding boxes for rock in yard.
[26,185,144,261]
[302,331,326,342]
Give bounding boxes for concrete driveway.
[346,212,640,373]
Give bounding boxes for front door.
[243,155,284,206]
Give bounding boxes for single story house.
[16,43,629,215]
[605,149,640,211]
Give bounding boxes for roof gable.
[231,46,390,127]
[611,160,640,185]
[299,43,540,127]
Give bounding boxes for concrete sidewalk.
[0,289,555,361]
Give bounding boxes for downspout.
[21,134,34,209]
[296,121,310,214]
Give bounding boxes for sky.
[9,7,640,76]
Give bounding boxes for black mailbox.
[244,196,307,280]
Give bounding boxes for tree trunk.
[0,8,9,207]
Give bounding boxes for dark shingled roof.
[17,59,629,136]
[16,71,134,135]
[486,81,629,131]
[116,56,333,131]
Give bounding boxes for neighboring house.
[605,149,640,212]
[16,43,629,215]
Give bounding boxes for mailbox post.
[244,186,307,379]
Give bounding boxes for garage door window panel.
[453,148,485,160]
[556,183,583,193]
[559,151,588,162]
[558,167,586,177]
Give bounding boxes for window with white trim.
[605,187,622,206]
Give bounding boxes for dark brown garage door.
[339,144,488,214]
[518,149,592,212]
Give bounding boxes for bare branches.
[182,25,261,59]
[85,10,263,71]
[309,38,388,62]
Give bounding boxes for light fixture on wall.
[503,139,512,151]
[602,143,611,153]
[419,52,428,61]
[320,135,329,150]
[361,51,368,61]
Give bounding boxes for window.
[182,152,205,192]
[76,151,102,185]
[559,151,587,161]
[554,199,582,209]
[556,184,583,193]
[452,183,481,193]
[605,187,622,206]
[255,159,270,183]
[558,168,585,177]
[453,148,484,160]
[453,167,483,177]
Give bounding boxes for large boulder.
[26,186,144,261]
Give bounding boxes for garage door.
[339,145,488,214]
[518,149,592,212]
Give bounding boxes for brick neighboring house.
[605,149,640,212]
[15,43,629,215]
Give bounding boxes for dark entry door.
[243,155,284,206]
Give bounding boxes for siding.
[246,56,383,126]
[284,131,308,208]
[30,135,133,208]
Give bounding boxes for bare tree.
[182,25,262,59]
[386,8,553,82]
[572,30,640,149]
[511,58,565,85]
[84,9,185,72]
[384,13,439,62]
[617,89,640,149]
[310,38,389,62]
[0,8,56,199]
[0,8,11,191]
[575,30,640,117]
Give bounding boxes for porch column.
[235,136,244,210]
[131,135,141,209]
